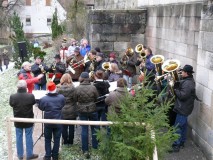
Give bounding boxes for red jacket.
[18,69,40,93]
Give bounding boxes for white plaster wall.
[11,0,66,34]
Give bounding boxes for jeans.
[44,126,62,159]
[34,83,46,90]
[123,75,132,88]
[15,127,33,159]
[62,118,75,144]
[173,114,188,146]
[79,112,99,152]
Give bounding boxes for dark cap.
[54,54,61,59]
[80,72,89,78]
[96,52,104,58]
[181,65,194,73]
[74,47,80,53]
[95,47,101,53]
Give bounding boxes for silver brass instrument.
[135,44,146,59]
[52,62,56,71]
[120,47,133,69]
[161,59,181,96]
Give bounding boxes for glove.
[173,81,180,89]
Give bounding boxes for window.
[26,0,31,6]
[26,17,31,26]
[46,0,51,6]
[47,18,51,26]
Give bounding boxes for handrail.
[6,117,158,160]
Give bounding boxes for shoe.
[27,154,39,159]
[180,142,185,149]
[83,151,90,159]
[52,157,59,160]
[168,145,180,153]
[18,157,23,160]
[43,156,51,160]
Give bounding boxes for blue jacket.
[38,93,65,128]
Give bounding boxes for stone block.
[131,34,145,43]
[176,17,190,30]
[197,48,206,66]
[156,28,162,39]
[114,42,130,52]
[165,40,176,53]
[102,24,121,34]
[113,13,126,24]
[100,34,116,42]
[199,103,213,126]
[147,16,157,27]
[92,24,103,34]
[163,5,172,16]
[172,5,182,17]
[168,17,177,29]
[194,31,199,45]
[196,65,209,87]
[202,32,213,53]
[206,51,213,70]
[125,11,147,24]
[183,4,196,17]
[91,33,100,42]
[198,31,204,49]
[92,42,114,51]
[208,70,213,91]
[201,19,213,33]
[147,7,157,17]
[186,45,198,60]
[174,42,187,56]
[189,17,201,31]
[116,34,131,42]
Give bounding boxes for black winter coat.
[57,84,77,119]
[31,62,48,85]
[173,76,196,116]
[93,80,110,110]
[9,88,36,128]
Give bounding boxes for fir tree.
[51,9,64,40]
[9,12,32,68]
[97,82,178,160]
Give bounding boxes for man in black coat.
[9,80,38,160]
[31,56,49,90]
[170,64,196,152]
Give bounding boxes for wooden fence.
[6,117,158,160]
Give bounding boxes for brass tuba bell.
[125,47,134,56]
[150,55,164,76]
[135,44,146,58]
[102,62,111,71]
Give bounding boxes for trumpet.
[39,64,46,74]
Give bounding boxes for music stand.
[34,110,44,146]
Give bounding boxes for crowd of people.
[9,38,197,159]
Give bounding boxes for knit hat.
[80,72,89,78]
[47,81,56,93]
[109,52,116,59]
[96,52,104,58]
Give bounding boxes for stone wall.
[94,0,138,9]
[87,9,146,57]
[189,1,213,159]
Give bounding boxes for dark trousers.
[44,126,62,159]
[62,118,76,145]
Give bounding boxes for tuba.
[102,62,111,71]
[150,55,164,76]
[162,59,181,96]
[135,44,146,59]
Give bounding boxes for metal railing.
[6,117,158,160]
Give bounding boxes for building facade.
[11,0,66,35]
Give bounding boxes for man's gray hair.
[22,61,31,68]
[17,80,27,88]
